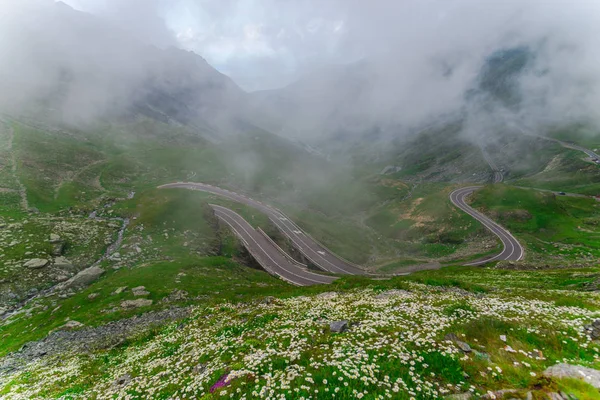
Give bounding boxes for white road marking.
[211,205,333,285]
[450,187,524,265]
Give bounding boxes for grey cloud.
[60,0,176,48]
[2,0,600,141]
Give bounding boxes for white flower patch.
[1,283,598,399]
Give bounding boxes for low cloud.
[1,0,600,139]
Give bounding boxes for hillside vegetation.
[1,114,600,400]
[2,265,600,399]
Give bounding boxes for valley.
[1,1,600,399]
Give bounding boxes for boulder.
[24,258,49,269]
[330,320,349,333]
[260,296,277,305]
[49,234,61,243]
[317,292,338,299]
[447,394,472,400]
[88,292,100,300]
[544,363,600,389]
[454,341,472,353]
[131,286,150,296]
[161,289,188,303]
[59,320,84,330]
[58,266,104,291]
[481,389,517,399]
[53,256,74,270]
[121,299,153,309]
[112,374,132,388]
[584,320,600,339]
[112,286,128,295]
[193,363,207,374]
[51,242,65,256]
[445,333,472,353]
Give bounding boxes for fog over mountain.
[1,0,600,144]
[0,0,251,134]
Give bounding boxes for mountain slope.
[0,1,252,136]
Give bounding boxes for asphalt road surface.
[480,143,504,183]
[520,130,600,161]
[210,204,336,286]
[159,182,366,275]
[450,186,524,266]
[160,182,525,275]
[540,136,600,159]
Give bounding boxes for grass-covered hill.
[2,114,599,304]
[1,112,600,399]
[2,265,600,399]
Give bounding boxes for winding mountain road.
[479,142,504,183]
[450,186,524,265]
[160,181,524,284]
[541,136,600,160]
[159,182,366,275]
[518,128,600,161]
[211,204,336,286]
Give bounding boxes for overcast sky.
[60,0,354,90]
[58,0,600,93]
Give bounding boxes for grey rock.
[57,266,104,291]
[113,286,127,295]
[131,286,150,296]
[445,333,471,353]
[161,289,188,303]
[53,256,74,270]
[446,394,472,400]
[445,333,460,342]
[51,242,65,257]
[24,258,49,269]
[260,296,277,305]
[585,321,600,339]
[112,373,132,388]
[49,234,61,243]
[481,390,517,399]
[193,363,207,374]
[317,291,338,299]
[330,320,349,333]
[88,293,100,300]
[544,363,600,389]
[455,340,472,353]
[121,299,153,309]
[59,320,84,331]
